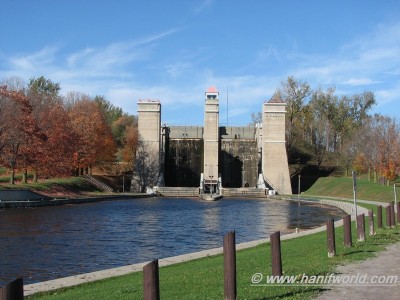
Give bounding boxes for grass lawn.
[303,176,397,202]
[26,200,400,300]
[0,177,101,195]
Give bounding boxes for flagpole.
[226,85,229,126]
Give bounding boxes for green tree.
[278,76,311,148]
[28,76,60,97]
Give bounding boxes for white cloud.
[286,21,400,106]
[375,82,400,107]
[340,78,380,86]
[165,62,193,77]
[7,46,59,73]
[194,0,214,14]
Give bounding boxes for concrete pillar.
[262,94,292,195]
[203,87,219,193]
[137,100,161,152]
[137,100,162,184]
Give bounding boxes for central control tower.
[201,86,220,196]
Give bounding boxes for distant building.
[136,87,292,195]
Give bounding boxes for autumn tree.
[0,86,46,183]
[68,96,117,174]
[24,76,73,181]
[121,122,138,169]
[0,77,26,155]
[374,116,400,183]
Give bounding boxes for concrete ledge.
[23,198,368,296]
[0,194,153,209]
[0,189,51,202]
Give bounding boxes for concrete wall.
[220,140,258,188]
[0,190,50,201]
[164,127,259,188]
[168,126,203,139]
[165,139,203,187]
[220,126,256,140]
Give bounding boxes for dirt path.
[314,242,400,300]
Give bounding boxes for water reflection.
[0,198,345,285]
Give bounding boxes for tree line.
[2,75,398,186]
[253,76,399,183]
[0,76,138,184]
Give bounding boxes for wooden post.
[368,210,375,235]
[343,215,352,247]
[386,205,392,228]
[377,205,382,228]
[143,260,160,300]
[0,278,24,300]
[390,201,396,227]
[326,219,336,257]
[270,231,282,276]
[224,231,236,300]
[356,214,365,242]
[397,202,400,224]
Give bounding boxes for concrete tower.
[202,86,220,194]
[136,100,162,185]
[262,94,292,194]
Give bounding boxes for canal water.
[0,197,346,285]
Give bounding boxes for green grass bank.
[303,176,397,202]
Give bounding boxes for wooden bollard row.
[142,230,283,300]
[142,231,239,300]
[327,212,374,257]
[326,202,400,258]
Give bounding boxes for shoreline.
[0,193,153,209]
[23,198,367,296]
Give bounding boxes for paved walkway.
[314,242,400,300]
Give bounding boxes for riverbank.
[0,193,153,209]
[23,198,392,299]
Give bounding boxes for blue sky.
[1,0,400,125]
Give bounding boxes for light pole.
[352,171,358,226]
[122,175,125,195]
[298,174,301,200]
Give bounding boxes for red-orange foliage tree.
[0,86,46,183]
[68,97,117,174]
[121,123,138,168]
[31,102,78,178]
[375,116,400,182]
